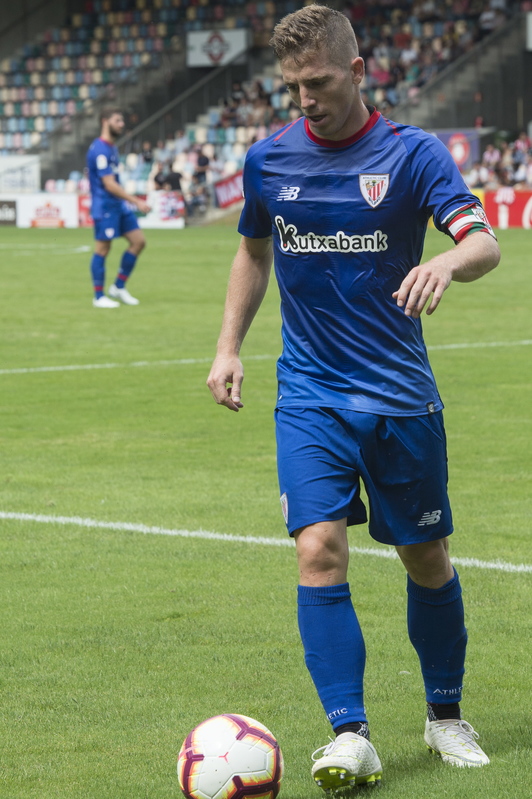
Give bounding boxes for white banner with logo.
[187,29,248,67]
[0,193,78,228]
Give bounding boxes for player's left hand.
[393,261,453,318]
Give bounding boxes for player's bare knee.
[95,242,111,256]
[295,527,348,584]
[397,538,452,587]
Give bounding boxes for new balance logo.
[277,186,300,201]
[418,510,442,526]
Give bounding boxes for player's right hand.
[207,355,244,412]
[136,199,151,214]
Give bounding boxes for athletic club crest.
[359,174,389,208]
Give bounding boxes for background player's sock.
[427,702,461,721]
[407,569,467,706]
[115,250,137,288]
[298,583,367,727]
[90,253,106,298]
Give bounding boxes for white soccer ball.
[177,713,284,799]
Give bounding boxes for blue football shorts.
[275,406,453,546]
[93,209,139,241]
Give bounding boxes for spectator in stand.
[463,161,490,189]
[194,146,210,184]
[173,129,190,156]
[154,139,172,166]
[231,81,246,104]
[187,175,209,216]
[512,131,532,165]
[163,167,184,193]
[209,153,226,184]
[512,155,531,188]
[499,140,515,172]
[478,7,499,37]
[221,97,239,126]
[236,96,254,126]
[140,140,154,164]
[153,162,167,190]
[491,163,514,188]
[482,143,501,169]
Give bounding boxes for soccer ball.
[177,713,283,799]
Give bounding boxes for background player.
[207,4,500,791]
[87,108,150,308]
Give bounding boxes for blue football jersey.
[87,137,126,219]
[238,109,484,416]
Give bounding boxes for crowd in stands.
[4,0,531,214]
[463,132,532,191]
[0,0,525,156]
[341,0,519,112]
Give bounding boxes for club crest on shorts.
[359,174,389,208]
[105,228,115,238]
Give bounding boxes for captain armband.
[442,203,497,243]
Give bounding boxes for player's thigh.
[359,412,453,546]
[122,212,144,249]
[275,407,367,537]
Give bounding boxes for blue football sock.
[407,568,467,705]
[115,250,137,288]
[298,583,367,729]
[90,253,106,298]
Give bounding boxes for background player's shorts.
[275,406,453,546]
[93,210,139,240]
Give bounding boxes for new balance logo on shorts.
[417,509,442,526]
[277,186,300,201]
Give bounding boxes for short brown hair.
[100,107,123,125]
[270,4,358,66]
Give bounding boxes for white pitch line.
[0,243,91,252]
[0,354,275,376]
[1,511,530,574]
[427,339,532,351]
[1,340,531,377]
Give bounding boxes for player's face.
[281,48,364,141]
[106,113,125,139]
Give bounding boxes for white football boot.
[424,718,490,767]
[93,295,120,308]
[311,732,383,791]
[109,284,139,305]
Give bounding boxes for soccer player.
[87,108,150,308]
[207,4,500,790]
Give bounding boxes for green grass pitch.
[1,221,531,798]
